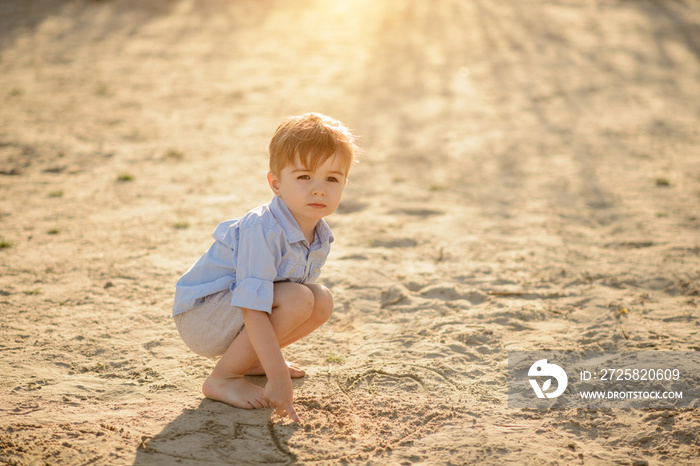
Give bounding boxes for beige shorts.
[173,290,245,359]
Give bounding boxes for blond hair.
[269,113,358,176]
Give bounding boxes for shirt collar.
[269,196,334,247]
[313,217,334,249]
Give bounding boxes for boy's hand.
[240,307,301,423]
[264,375,301,423]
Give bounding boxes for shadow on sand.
[133,391,301,465]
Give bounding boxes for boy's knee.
[272,281,315,321]
[292,283,315,319]
[311,286,333,323]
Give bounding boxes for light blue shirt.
[172,196,333,317]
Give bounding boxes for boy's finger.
[286,403,301,424]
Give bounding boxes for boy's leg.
[277,284,333,347]
[244,284,334,376]
[202,282,315,409]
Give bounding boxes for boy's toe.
[287,362,306,378]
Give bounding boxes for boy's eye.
[326,176,339,183]
[297,175,310,180]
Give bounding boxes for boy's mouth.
[308,203,327,209]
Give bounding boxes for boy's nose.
[312,182,325,196]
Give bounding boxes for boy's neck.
[274,195,319,245]
[287,210,317,244]
[298,221,317,245]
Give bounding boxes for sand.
[1,0,699,464]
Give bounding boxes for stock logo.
[528,359,568,398]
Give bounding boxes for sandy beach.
[1,0,699,464]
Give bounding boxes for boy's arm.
[241,307,301,423]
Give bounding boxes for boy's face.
[267,154,348,230]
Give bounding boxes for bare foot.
[245,361,306,378]
[202,375,267,409]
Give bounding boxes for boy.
[172,113,357,423]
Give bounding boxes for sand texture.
[1,0,699,464]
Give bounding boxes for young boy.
[172,113,357,423]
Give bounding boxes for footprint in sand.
[335,200,367,214]
[371,238,418,248]
[388,208,444,217]
[419,283,488,305]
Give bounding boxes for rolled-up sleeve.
[230,222,279,313]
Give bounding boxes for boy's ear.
[267,171,281,194]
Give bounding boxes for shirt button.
[290,267,295,273]
[314,268,319,274]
